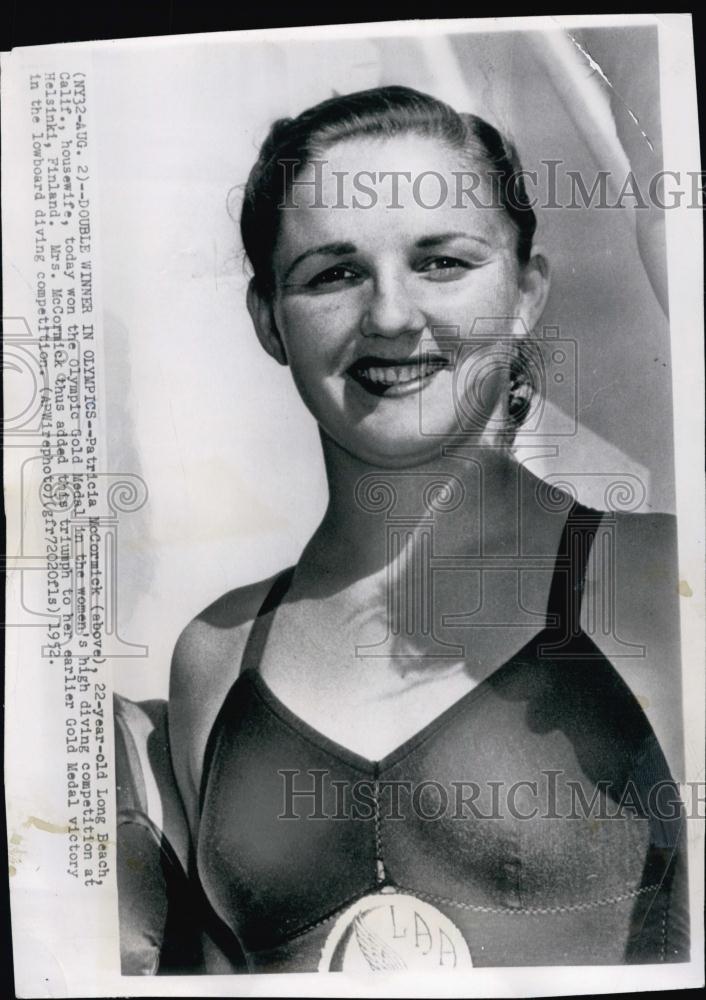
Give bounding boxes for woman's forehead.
[275,133,511,260]
[321,133,473,180]
[287,133,490,208]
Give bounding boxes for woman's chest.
[199,672,657,964]
[255,575,553,760]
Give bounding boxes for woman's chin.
[332,430,458,470]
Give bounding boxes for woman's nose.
[360,275,426,340]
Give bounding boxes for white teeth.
[358,363,443,385]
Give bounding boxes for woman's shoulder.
[171,573,282,679]
[583,507,684,778]
[586,507,678,608]
[584,505,680,635]
[609,506,677,552]
[168,570,288,827]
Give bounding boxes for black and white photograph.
[2,13,704,997]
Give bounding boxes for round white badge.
[319,891,473,972]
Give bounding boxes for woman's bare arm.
[168,574,281,837]
[583,510,685,778]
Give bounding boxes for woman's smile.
[345,352,452,397]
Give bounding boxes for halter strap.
[544,500,604,639]
[238,565,296,677]
[199,566,297,816]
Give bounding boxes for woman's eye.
[420,256,472,279]
[307,265,360,289]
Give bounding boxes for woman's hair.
[240,85,537,298]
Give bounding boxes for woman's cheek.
[281,295,357,350]
[452,343,510,427]
[423,274,510,333]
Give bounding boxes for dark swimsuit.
[195,502,689,972]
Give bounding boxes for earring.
[508,341,536,426]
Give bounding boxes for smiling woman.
[160,86,688,974]
[250,151,546,467]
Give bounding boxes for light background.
[93,24,675,701]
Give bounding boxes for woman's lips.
[346,354,451,397]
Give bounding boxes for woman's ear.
[517,250,551,334]
[246,279,288,366]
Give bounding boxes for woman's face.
[250,133,549,468]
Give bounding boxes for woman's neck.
[299,431,525,585]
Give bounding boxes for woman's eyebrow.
[283,241,356,281]
[415,232,491,250]
[281,232,492,282]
